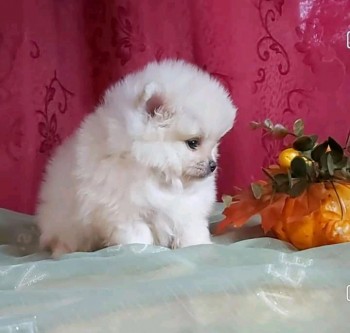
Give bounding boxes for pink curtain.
[1,0,350,214]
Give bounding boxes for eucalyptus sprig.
[250,118,304,138]
[249,119,350,200]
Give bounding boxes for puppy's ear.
[140,83,174,125]
[140,82,163,116]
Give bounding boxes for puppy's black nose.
[209,160,217,172]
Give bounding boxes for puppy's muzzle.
[185,160,217,179]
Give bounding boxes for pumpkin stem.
[330,181,344,220]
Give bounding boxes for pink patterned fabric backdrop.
[1,0,350,214]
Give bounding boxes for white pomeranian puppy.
[37,60,237,258]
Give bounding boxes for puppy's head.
[106,60,237,183]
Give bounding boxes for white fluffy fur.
[37,60,237,258]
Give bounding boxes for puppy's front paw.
[39,233,75,259]
[177,228,212,248]
[46,239,73,259]
[107,221,155,246]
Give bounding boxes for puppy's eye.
[185,138,200,150]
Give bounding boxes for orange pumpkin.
[272,182,350,249]
[215,178,350,250]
